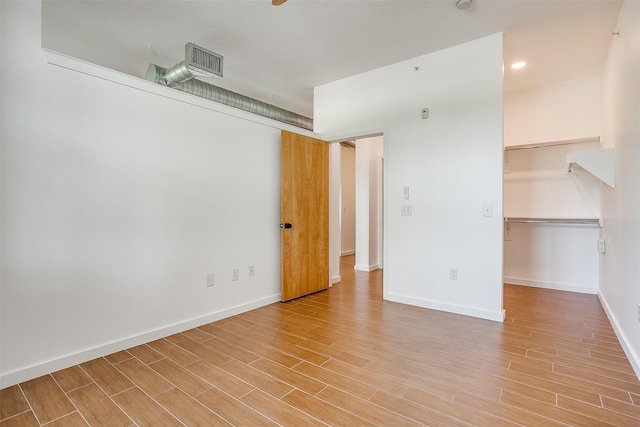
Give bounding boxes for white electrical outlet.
[483,204,493,217]
[206,273,215,287]
[401,204,412,216]
[449,268,458,280]
[232,268,239,281]
[249,265,255,277]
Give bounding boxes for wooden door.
[280,130,329,301]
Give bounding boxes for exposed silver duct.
[340,140,356,149]
[146,64,313,131]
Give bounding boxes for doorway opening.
[332,134,384,287]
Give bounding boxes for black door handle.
[280,223,292,229]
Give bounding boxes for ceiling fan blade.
[272,0,287,5]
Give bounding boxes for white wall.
[354,136,382,272]
[340,145,356,255]
[0,1,319,387]
[599,0,640,378]
[316,33,504,322]
[504,76,601,146]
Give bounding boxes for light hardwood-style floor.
[2,255,639,426]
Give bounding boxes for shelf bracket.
[566,148,615,188]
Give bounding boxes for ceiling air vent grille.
[186,42,223,78]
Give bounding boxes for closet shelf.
[504,137,600,152]
[504,217,601,226]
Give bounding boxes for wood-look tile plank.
[199,325,302,367]
[483,363,601,406]
[208,319,271,344]
[222,314,261,329]
[507,359,634,403]
[240,389,326,427]
[553,363,640,394]
[277,323,337,346]
[126,344,165,365]
[264,337,329,365]
[80,358,133,396]
[601,395,640,419]
[317,386,420,427]
[557,394,640,426]
[111,387,183,427]
[369,390,470,427]
[454,390,568,427]
[220,360,293,399]
[249,324,307,346]
[67,383,132,427]
[0,411,39,427]
[185,360,254,399]
[292,361,376,399]
[250,358,326,395]
[114,358,173,397]
[528,348,639,381]
[588,349,636,367]
[201,336,261,364]
[51,366,92,393]
[164,332,189,344]
[180,327,213,342]
[19,375,75,424]
[104,350,133,365]
[147,338,200,366]
[297,339,369,368]
[196,387,279,426]
[500,390,614,426]
[320,359,410,397]
[175,338,233,366]
[401,387,522,427]
[282,389,378,427]
[149,358,212,396]
[0,386,29,421]
[42,412,89,427]
[155,387,231,426]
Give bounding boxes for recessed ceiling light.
[511,61,526,69]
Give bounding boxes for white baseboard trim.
[354,264,379,272]
[504,276,597,295]
[597,291,640,381]
[340,250,355,256]
[387,293,505,322]
[331,275,342,285]
[0,294,281,388]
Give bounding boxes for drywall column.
[315,33,504,322]
[354,136,382,271]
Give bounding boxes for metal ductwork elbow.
[146,43,313,131]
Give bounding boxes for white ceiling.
[42,0,622,118]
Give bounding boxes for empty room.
[1,0,639,426]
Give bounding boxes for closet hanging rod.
[504,137,600,152]
[504,217,601,226]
